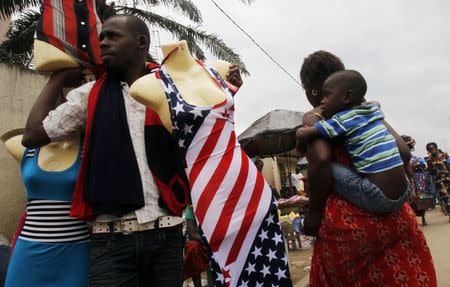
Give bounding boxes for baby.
[297,70,408,215]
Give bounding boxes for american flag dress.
[155,61,292,287]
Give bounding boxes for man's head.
[300,51,345,108]
[254,157,264,172]
[426,142,438,156]
[99,15,150,71]
[320,70,367,118]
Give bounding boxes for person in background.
[184,207,210,287]
[291,165,305,196]
[253,156,264,172]
[403,135,435,225]
[426,142,450,222]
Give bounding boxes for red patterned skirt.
[310,194,437,287]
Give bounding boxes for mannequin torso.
[130,40,232,132]
[34,40,80,72]
[1,129,80,172]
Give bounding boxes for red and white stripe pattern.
[157,62,291,287]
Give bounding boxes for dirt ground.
[287,247,313,285]
[419,208,450,287]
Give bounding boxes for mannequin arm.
[1,129,26,162]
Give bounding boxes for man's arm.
[22,68,86,148]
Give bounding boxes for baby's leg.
[331,163,408,214]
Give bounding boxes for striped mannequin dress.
[155,61,292,287]
[5,145,90,287]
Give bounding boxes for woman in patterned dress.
[297,51,437,287]
[425,142,450,221]
[402,135,435,225]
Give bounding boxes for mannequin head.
[99,15,150,72]
[299,51,345,108]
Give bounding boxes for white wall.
[0,63,48,240]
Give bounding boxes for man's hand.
[226,64,243,88]
[52,68,85,88]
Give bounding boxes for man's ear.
[344,90,353,104]
[137,35,148,49]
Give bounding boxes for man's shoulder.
[66,81,96,99]
[78,80,96,92]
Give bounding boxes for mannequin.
[34,40,80,72]
[130,40,232,132]
[1,128,80,171]
[2,128,89,287]
[130,40,292,287]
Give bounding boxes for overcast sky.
[156,0,450,157]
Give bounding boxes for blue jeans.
[332,163,408,214]
[88,225,183,287]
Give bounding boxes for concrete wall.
[0,63,48,240]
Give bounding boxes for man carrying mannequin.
[22,14,242,287]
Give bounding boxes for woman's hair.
[300,50,345,90]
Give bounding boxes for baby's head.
[320,70,367,118]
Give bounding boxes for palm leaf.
[0,0,40,18]
[117,6,249,75]
[137,0,202,23]
[0,10,39,67]
[1,10,39,53]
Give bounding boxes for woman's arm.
[297,113,334,236]
[382,120,411,164]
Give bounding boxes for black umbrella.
[237,109,304,158]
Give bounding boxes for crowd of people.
[404,137,450,224]
[0,1,448,287]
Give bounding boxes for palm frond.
[0,10,39,67]
[1,10,39,53]
[117,6,249,75]
[0,0,40,18]
[137,0,202,23]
